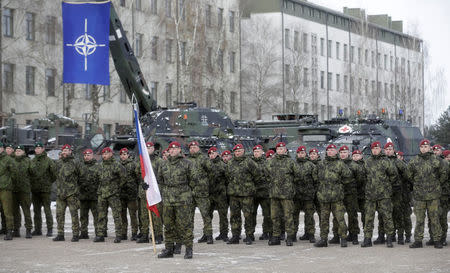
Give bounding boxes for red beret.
[61,144,71,151]
[208,146,217,154]
[265,150,275,158]
[443,150,450,157]
[326,144,337,150]
[339,145,349,151]
[169,141,181,148]
[188,141,199,147]
[432,144,442,150]
[119,148,128,154]
[297,146,306,153]
[146,142,154,147]
[162,148,169,154]
[222,150,231,156]
[101,147,112,154]
[276,142,286,148]
[396,151,404,156]
[309,148,318,154]
[384,142,394,149]
[233,144,244,151]
[419,139,430,146]
[371,141,381,149]
[352,150,362,155]
[253,145,263,151]
[83,149,93,155]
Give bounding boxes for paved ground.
[0,204,449,273]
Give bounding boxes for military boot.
[93,236,105,242]
[114,237,121,243]
[280,233,286,241]
[173,243,182,254]
[121,234,128,240]
[434,240,443,249]
[104,231,108,237]
[397,234,404,245]
[340,238,347,247]
[206,235,214,244]
[46,228,53,237]
[184,247,193,259]
[259,232,270,240]
[136,234,149,243]
[0,229,5,234]
[425,239,435,246]
[13,229,20,237]
[308,234,316,243]
[131,233,138,241]
[268,236,280,246]
[157,248,174,258]
[361,237,372,247]
[373,233,385,244]
[409,241,423,248]
[386,235,393,248]
[328,235,340,244]
[4,230,13,240]
[314,238,328,247]
[32,229,42,236]
[227,235,240,244]
[299,233,309,240]
[441,237,447,246]
[53,234,65,241]
[405,235,411,243]
[79,232,89,239]
[155,235,163,244]
[25,229,32,239]
[352,234,359,245]
[71,235,79,242]
[285,236,293,246]
[244,236,253,245]
[197,234,208,243]
[215,233,228,241]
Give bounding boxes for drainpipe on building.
[421,41,425,133]
[239,11,242,119]
[325,14,329,119]
[281,4,285,113]
[347,19,352,117]
[0,0,3,125]
[375,32,379,115]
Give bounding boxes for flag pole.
[148,209,157,254]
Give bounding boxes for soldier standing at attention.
[29,142,56,237]
[78,149,100,239]
[309,148,321,228]
[221,150,232,163]
[441,149,450,246]
[361,141,397,248]
[314,144,351,248]
[0,143,17,240]
[93,147,125,243]
[352,150,367,234]
[53,144,81,242]
[407,140,446,249]
[156,141,195,259]
[396,151,413,243]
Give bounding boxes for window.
[46,16,56,45]
[135,0,142,10]
[365,49,369,66]
[85,85,91,100]
[229,11,235,32]
[218,89,224,110]
[358,47,362,64]
[294,31,299,51]
[165,0,172,17]
[327,72,332,90]
[320,38,324,56]
[120,87,127,103]
[206,5,211,27]
[230,91,237,113]
[26,12,35,40]
[371,51,375,68]
[320,105,325,121]
[103,85,110,101]
[165,39,173,63]
[217,8,223,28]
[358,78,362,95]
[151,0,157,14]
[150,82,158,103]
[344,75,348,92]
[284,29,290,49]
[46,68,56,96]
[286,101,299,113]
[343,44,348,61]
[384,83,388,98]
[218,49,224,71]
[365,79,369,95]
[165,83,172,107]
[178,0,185,20]
[384,54,388,70]
[180,41,186,65]
[335,42,340,59]
[303,68,308,87]
[26,66,35,95]
[3,63,14,93]
[151,36,158,60]
[103,124,112,139]
[302,33,308,53]
[336,74,340,91]
[207,47,212,68]
[65,83,75,99]
[377,81,381,97]
[390,83,394,99]
[350,76,354,93]
[3,8,13,37]
[320,71,324,89]
[350,46,354,63]
[135,33,143,57]
[377,53,381,68]
[229,51,235,73]
[120,0,126,7]
[371,80,375,96]
[327,40,332,58]
[206,89,214,108]
[390,56,393,71]
[304,103,309,114]
[285,64,290,83]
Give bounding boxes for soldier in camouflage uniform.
[352,150,367,234]
[221,150,232,163]
[309,148,321,228]
[78,149,100,239]
[187,141,213,244]
[0,143,17,240]
[294,146,317,243]
[361,141,397,248]
[250,145,272,241]
[441,150,450,246]
[119,148,139,241]
[12,146,33,238]
[205,146,229,242]
[314,144,352,248]
[226,144,260,245]
[396,151,413,243]
[407,140,446,249]
[53,144,81,242]
[156,141,195,259]
[29,142,56,237]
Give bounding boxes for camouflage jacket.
[97,157,126,199]
[295,157,317,200]
[267,154,301,200]
[120,158,140,200]
[138,154,160,199]
[353,159,367,198]
[341,157,362,196]
[56,154,81,199]
[364,154,398,201]
[79,159,100,201]
[205,156,228,196]
[0,152,17,191]
[309,158,321,192]
[386,155,406,191]
[442,159,450,196]
[316,156,352,203]
[226,155,260,197]
[157,155,194,206]
[187,152,209,198]
[252,156,270,198]
[407,152,446,201]
[13,155,31,193]
[29,152,56,193]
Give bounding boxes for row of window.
[3,64,56,96]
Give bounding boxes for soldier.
[161,148,169,161]
[94,147,125,243]
[156,141,195,259]
[294,146,317,243]
[221,150,232,163]
[206,146,229,242]
[396,151,413,243]
[0,142,17,240]
[361,141,397,248]
[53,144,81,242]
[265,150,275,160]
[250,145,272,241]
[314,144,351,248]
[12,145,33,238]
[407,140,446,249]
[441,150,450,246]
[119,148,139,241]
[29,142,56,237]
[352,150,367,234]
[226,144,260,245]
[78,149,100,239]
[309,148,321,228]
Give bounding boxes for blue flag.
[62,1,110,85]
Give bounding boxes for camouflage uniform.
[156,154,195,249]
[55,154,81,237]
[97,157,125,237]
[438,159,449,243]
[29,151,56,233]
[12,154,33,232]
[387,155,408,239]
[79,158,100,236]
[407,152,446,242]
[363,154,397,240]
[251,156,271,237]
[401,165,413,240]
[0,151,18,234]
[206,156,229,237]
[316,156,352,240]
[309,158,322,226]
[294,157,317,238]
[354,159,367,228]
[120,157,140,237]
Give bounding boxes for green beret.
[35,142,44,148]
[5,144,14,148]
[15,145,24,151]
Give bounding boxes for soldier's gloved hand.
[142,183,149,190]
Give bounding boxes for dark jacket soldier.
[0,144,18,240]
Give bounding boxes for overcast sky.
[310,0,450,125]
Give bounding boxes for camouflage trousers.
[403,195,413,237]
[229,196,254,237]
[392,190,405,235]
[293,199,315,236]
[191,197,212,236]
[364,198,394,238]
[121,198,138,236]
[210,193,229,235]
[80,200,98,235]
[314,196,321,226]
[56,195,80,236]
[0,203,5,230]
[139,197,163,237]
[32,192,53,231]
[438,196,449,240]
[414,199,441,242]
[358,198,366,228]
[0,190,14,231]
[163,204,193,248]
[333,194,359,236]
[252,197,272,235]
[320,201,347,240]
[271,198,295,237]
[13,192,33,231]
[97,195,122,237]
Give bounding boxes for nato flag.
[62,1,110,85]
